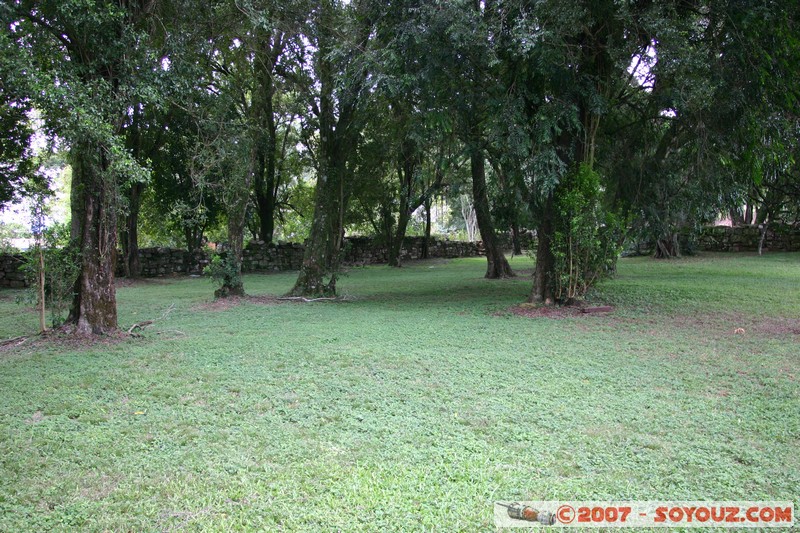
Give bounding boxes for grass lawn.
[0,253,798,530]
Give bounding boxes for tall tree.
[196,0,306,297]
[289,0,377,297]
[420,0,514,278]
[0,30,38,208]
[3,0,163,333]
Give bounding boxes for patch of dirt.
[508,302,615,319]
[79,472,120,501]
[26,411,45,424]
[0,328,133,356]
[193,294,298,312]
[652,312,800,339]
[595,311,800,341]
[750,317,800,337]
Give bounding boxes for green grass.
[0,253,798,531]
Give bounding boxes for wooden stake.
[37,238,46,333]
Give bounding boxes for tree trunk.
[470,148,513,278]
[744,203,754,225]
[511,221,522,256]
[216,217,246,298]
[121,181,144,278]
[289,0,366,295]
[757,221,768,256]
[289,158,344,297]
[184,225,204,254]
[254,83,278,244]
[255,184,276,243]
[217,146,254,298]
[66,144,118,334]
[388,210,409,267]
[421,198,432,259]
[729,207,744,227]
[529,195,555,304]
[290,69,347,297]
[654,233,681,259]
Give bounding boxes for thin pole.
[37,236,46,333]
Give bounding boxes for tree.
[3,1,166,333]
[418,1,514,278]
[604,0,800,259]
[0,30,37,209]
[289,0,378,297]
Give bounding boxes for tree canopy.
[1,0,798,331]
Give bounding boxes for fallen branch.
[581,306,614,314]
[277,295,355,303]
[128,321,154,335]
[0,335,28,347]
[126,303,176,336]
[277,296,339,302]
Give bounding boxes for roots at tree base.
[215,284,245,299]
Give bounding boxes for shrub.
[21,223,80,328]
[203,253,243,298]
[550,164,622,303]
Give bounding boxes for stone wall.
[241,242,305,272]
[150,236,481,277]
[340,236,480,264]
[697,225,800,252]
[0,236,482,287]
[0,254,26,288]
[136,248,209,277]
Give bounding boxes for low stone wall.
[239,236,480,269]
[137,248,209,277]
[0,254,26,288]
[241,242,305,272]
[697,225,800,252]
[340,236,480,264]
[148,236,480,277]
[0,236,482,287]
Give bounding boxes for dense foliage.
[2,0,798,328]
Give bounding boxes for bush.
[21,223,80,328]
[550,164,622,303]
[203,253,243,298]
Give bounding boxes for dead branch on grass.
[127,303,176,336]
[277,294,356,303]
[0,335,28,347]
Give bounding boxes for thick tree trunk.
[290,69,347,297]
[729,207,744,227]
[744,204,754,225]
[184,225,205,254]
[216,216,246,298]
[289,0,366,296]
[654,233,681,259]
[289,160,344,297]
[388,136,418,267]
[255,186,276,243]
[470,149,513,278]
[67,144,118,334]
[529,195,555,304]
[217,144,255,298]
